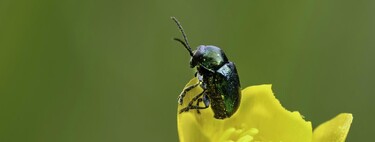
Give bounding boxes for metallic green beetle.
[172,17,241,119]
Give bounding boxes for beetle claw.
[177,97,183,105]
[177,92,184,105]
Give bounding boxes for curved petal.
[178,112,210,142]
[177,78,223,142]
[178,78,313,142]
[232,85,312,142]
[312,113,353,142]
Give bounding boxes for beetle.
[171,17,241,119]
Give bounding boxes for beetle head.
[172,17,228,71]
[190,45,228,70]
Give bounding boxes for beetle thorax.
[190,45,229,70]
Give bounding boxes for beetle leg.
[179,90,204,113]
[179,90,209,114]
[178,82,201,105]
[195,94,210,114]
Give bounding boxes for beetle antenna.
[171,17,194,57]
[173,37,190,54]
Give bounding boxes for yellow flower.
[177,78,353,142]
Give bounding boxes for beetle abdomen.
[207,90,228,119]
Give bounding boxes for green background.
[0,0,373,141]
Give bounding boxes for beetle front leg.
[178,82,201,105]
[195,94,210,114]
[179,90,209,114]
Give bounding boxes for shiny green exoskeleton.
[172,17,241,119]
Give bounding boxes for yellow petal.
[312,113,353,142]
[178,112,210,142]
[233,84,312,142]
[177,78,216,142]
[178,78,313,142]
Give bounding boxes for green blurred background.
[0,0,373,141]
